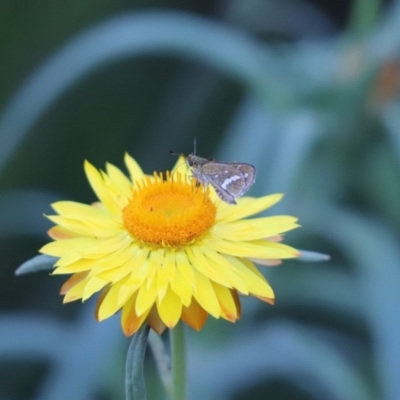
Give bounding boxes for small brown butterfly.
[186,140,256,205]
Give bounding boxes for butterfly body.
[187,154,256,205]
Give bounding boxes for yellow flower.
[40,154,300,335]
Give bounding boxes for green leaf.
[189,321,373,400]
[305,204,400,400]
[348,0,381,36]
[125,324,150,400]
[274,265,363,316]
[15,254,57,276]
[0,12,285,173]
[148,331,172,398]
[297,249,330,262]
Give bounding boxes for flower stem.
[170,322,187,400]
[125,324,150,400]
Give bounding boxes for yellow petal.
[146,248,164,287]
[124,153,144,182]
[203,235,298,259]
[147,306,167,334]
[199,247,249,294]
[92,267,118,282]
[95,262,132,283]
[156,286,182,328]
[250,258,282,267]
[217,194,284,222]
[175,251,196,290]
[97,278,128,321]
[164,251,176,282]
[254,294,275,305]
[186,246,232,287]
[192,268,220,318]
[51,201,119,225]
[86,245,139,275]
[105,162,132,200]
[46,215,109,238]
[231,289,242,318]
[60,271,89,295]
[101,171,130,210]
[118,280,143,308]
[239,257,267,280]
[121,292,151,336]
[84,160,121,215]
[52,232,132,263]
[118,267,149,309]
[40,237,96,257]
[172,155,190,176]
[82,276,109,301]
[212,216,299,242]
[170,268,192,307]
[181,298,208,330]
[78,233,132,259]
[63,277,89,303]
[95,287,109,321]
[53,244,137,274]
[54,215,122,238]
[224,256,274,299]
[135,277,158,316]
[48,226,76,240]
[127,248,150,281]
[156,265,169,302]
[52,252,83,271]
[211,282,239,322]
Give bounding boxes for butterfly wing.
[232,163,256,196]
[200,162,256,204]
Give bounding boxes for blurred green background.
[1,0,400,399]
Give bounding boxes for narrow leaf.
[15,255,57,276]
[148,331,172,397]
[297,249,330,262]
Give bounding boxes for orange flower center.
[122,172,216,247]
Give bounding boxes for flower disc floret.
[122,172,216,247]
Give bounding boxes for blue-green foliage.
[1,1,399,399]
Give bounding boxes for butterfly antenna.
[193,137,197,156]
[169,151,187,183]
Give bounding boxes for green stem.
[170,322,187,400]
[125,324,150,400]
